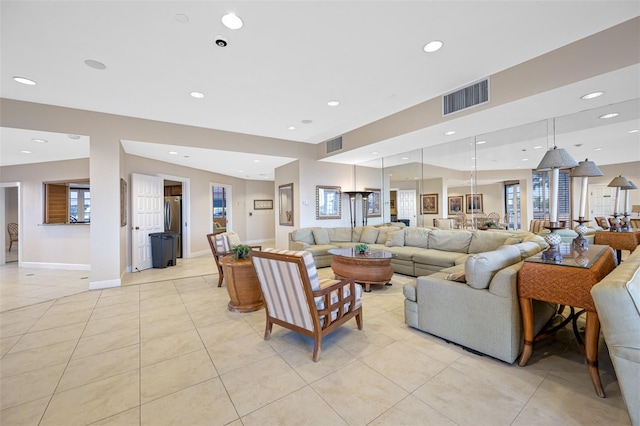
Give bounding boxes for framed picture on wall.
[364,187,381,217]
[316,185,341,219]
[120,178,127,227]
[465,193,483,213]
[253,199,273,210]
[448,195,463,215]
[421,193,438,214]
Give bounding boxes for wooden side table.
[220,255,264,313]
[517,244,617,397]
[594,229,640,263]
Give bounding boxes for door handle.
[135,226,140,230]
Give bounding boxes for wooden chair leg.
[312,336,322,362]
[356,311,363,330]
[216,264,224,287]
[264,319,273,340]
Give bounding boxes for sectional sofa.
[591,246,640,425]
[289,224,556,363]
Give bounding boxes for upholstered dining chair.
[250,248,363,362]
[7,223,18,251]
[595,216,610,230]
[206,231,260,287]
[454,212,467,229]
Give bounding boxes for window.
[532,170,571,224]
[43,180,90,224]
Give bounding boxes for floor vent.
[443,78,489,116]
[326,136,343,154]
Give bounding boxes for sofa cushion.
[327,227,352,242]
[292,228,315,245]
[428,230,473,253]
[469,231,511,253]
[352,226,364,242]
[385,230,405,247]
[521,233,549,249]
[360,226,379,244]
[413,249,466,268]
[404,227,431,248]
[376,226,401,244]
[504,236,523,245]
[312,228,330,245]
[510,241,543,260]
[445,270,466,283]
[384,246,419,261]
[465,245,521,290]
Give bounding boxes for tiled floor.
[0,255,632,425]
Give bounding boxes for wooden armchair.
[250,248,363,362]
[7,223,18,251]
[206,231,260,287]
[595,216,610,230]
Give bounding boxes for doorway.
[504,181,521,230]
[1,183,20,265]
[163,179,183,258]
[396,190,417,227]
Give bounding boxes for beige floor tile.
[402,331,466,365]
[412,364,525,426]
[0,307,50,338]
[139,302,188,324]
[94,292,140,309]
[206,333,276,375]
[58,344,139,392]
[140,293,183,309]
[312,361,408,425]
[279,343,357,384]
[29,308,93,332]
[8,321,85,354]
[40,370,139,426]
[0,363,66,410]
[331,323,396,358]
[140,314,195,341]
[140,349,217,403]
[368,394,457,426]
[513,372,631,425]
[141,378,238,425]
[140,328,204,367]
[197,317,257,348]
[0,396,50,426]
[83,311,139,337]
[221,355,306,417]
[46,296,98,315]
[91,407,140,426]
[0,335,20,358]
[241,385,347,426]
[89,301,140,321]
[1,340,76,378]
[361,340,447,392]
[73,326,139,359]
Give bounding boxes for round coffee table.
[328,247,394,292]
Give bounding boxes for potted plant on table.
[482,221,497,230]
[354,243,369,254]
[231,244,252,260]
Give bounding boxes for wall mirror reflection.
[316,185,341,219]
[279,183,294,226]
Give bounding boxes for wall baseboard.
[20,262,90,271]
[89,278,121,290]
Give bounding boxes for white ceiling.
[1,1,639,180]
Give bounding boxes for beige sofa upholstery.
[288,225,547,275]
[591,246,640,425]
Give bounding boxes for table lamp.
[569,158,602,248]
[621,180,637,231]
[607,175,631,232]
[536,144,578,261]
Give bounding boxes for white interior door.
[131,173,163,271]
[397,190,417,226]
[590,185,617,218]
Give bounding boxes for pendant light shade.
[535,146,579,171]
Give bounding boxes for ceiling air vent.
[443,78,489,116]
[326,136,343,154]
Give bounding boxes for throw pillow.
[376,226,400,244]
[360,226,379,244]
[227,232,241,247]
[385,230,405,247]
[312,228,330,245]
[445,271,466,283]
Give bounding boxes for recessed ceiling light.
[475,140,486,145]
[190,91,204,99]
[175,13,189,23]
[253,159,260,163]
[168,151,178,155]
[444,131,456,136]
[31,138,47,143]
[20,150,33,154]
[423,40,443,53]
[84,59,106,70]
[522,158,529,161]
[628,129,639,133]
[594,147,603,151]
[287,126,296,130]
[68,134,81,140]
[301,119,313,124]
[599,112,619,119]
[401,157,409,160]
[581,91,604,100]
[533,146,542,149]
[327,100,340,107]
[13,76,36,85]
[370,151,379,155]
[238,170,244,173]
[471,157,476,160]
[222,13,243,29]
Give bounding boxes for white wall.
[246,179,276,244]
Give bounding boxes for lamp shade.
[535,146,578,171]
[569,158,603,177]
[608,175,631,188]
[622,180,638,190]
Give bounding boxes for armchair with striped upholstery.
[250,248,363,362]
[206,231,260,287]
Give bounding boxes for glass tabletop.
[328,247,394,260]
[524,243,608,269]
